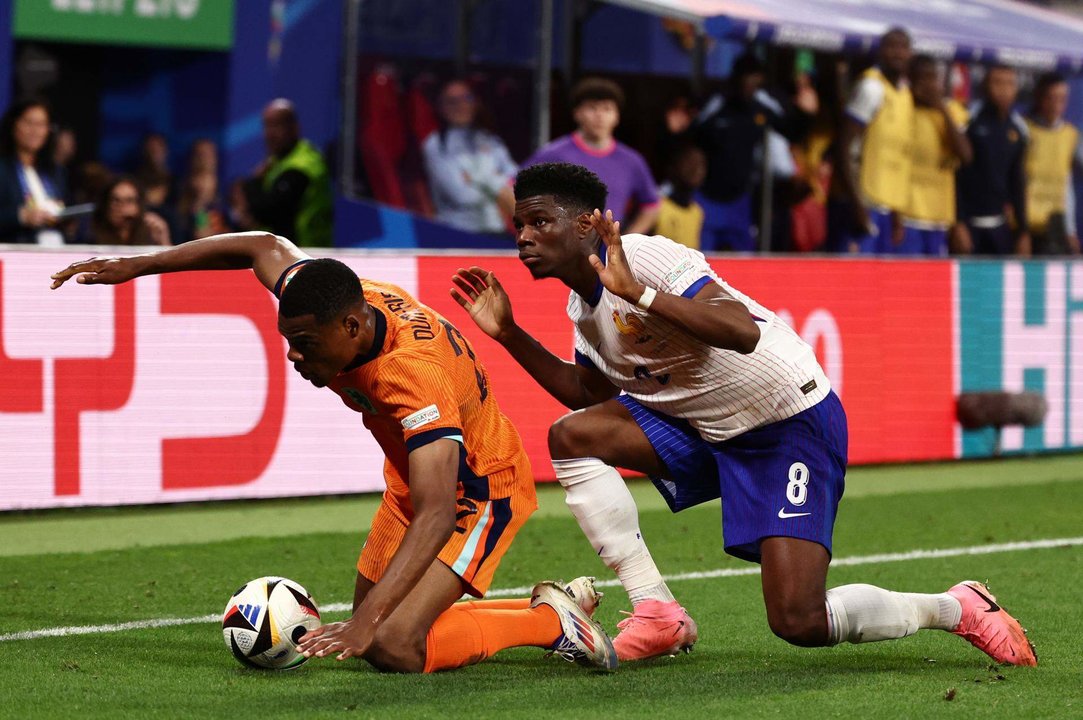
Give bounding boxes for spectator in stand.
[837,27,914,254]
[177,169,229,243]
[693,52,818,252]
[243,98,333,247]
[423,78,517,236]
[900,55,971,256]
[80,176,170,246]
[134,133,173,200]
[71,161,114,207]
[52,124,77,200]
[1023,73,1082,255]
[0,97,66,245]
[176,139,228,242]
[510,77,660,234]
[655,143,707,249]
[954,65,1029,256]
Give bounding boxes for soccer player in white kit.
[451,162,1037,666]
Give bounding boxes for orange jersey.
[323,279,532,511]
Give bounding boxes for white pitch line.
[3,536,1082,643]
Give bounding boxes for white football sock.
[552,457,674,606]
[825,584,962,645]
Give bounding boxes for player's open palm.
[50,256,145,290]
[450,266,516,341]
[588,209,641,302]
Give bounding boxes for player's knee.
[547,414,594,460]
[365,628,426,673]
[766,604,829,647]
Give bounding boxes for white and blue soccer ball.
[222,576,321,670]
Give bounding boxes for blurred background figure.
[0,97,65,244]
[243,98,333,247]
[134,132,172,200]
[694,51,817,252]
[80,176,170,246]
[176,139,228,242]
[422,78,517,236]
[1024,72,1082,255]
[51,123,77,199]
[836,28,914,254]
[515,77,660,234]
[655,142,706,249]
[900,55,971,256]
[954,64,1029,256]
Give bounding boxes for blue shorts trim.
[617,393,848,563]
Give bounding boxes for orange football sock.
[423,602,562,673]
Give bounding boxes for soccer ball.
[221,576,321,670]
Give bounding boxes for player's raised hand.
[296,618,375,662]
[50,255,146,290]
[450,266,517,342]
[588,209,643,303]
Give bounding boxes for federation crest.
[612,310,652,344]
[342,387,377,414]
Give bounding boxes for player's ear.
[576,212,593,237]
[342,312,360,338]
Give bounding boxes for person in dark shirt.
[694,53,817,252]
[242,99,333,247]
[954,65,1029,256]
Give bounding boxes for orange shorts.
[357,472,537,597]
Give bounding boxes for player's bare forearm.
[499,324,618,409]
[349,440,459,630]
[50,232,308,293]
[646,287,760,353]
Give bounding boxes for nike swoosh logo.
[966,584,1001,613]
[777,508,811,519]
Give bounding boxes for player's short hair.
[570,77,625,111]
[910,54,937,74]
[278,258,364,324]
[1034,72,1067,100]
[514,162,609,217]
[881,26,911,46]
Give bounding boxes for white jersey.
[569,234,830,443]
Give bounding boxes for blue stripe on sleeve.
[405,427,464,452]
[574,350,598,370]
[681,275,715,299]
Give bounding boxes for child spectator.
[656,143,707,249]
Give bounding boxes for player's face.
[986,68,1018,111]
[879,33,912,76]
[1039,82,1069,123]
[513,195,584,279]
[278,313,360,388]
[573,100,620,141]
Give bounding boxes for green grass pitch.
[2,455,1082,719]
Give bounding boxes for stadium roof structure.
[600,0,1083,71]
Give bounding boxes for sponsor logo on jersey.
[402,404,441,430]
[664,259,695,286]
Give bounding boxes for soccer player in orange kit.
[50,231,616,673]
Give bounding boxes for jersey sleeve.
[846,76,885,126]
[626,236,718,299]
[572,326,598,370]
[947,101,969,130]
[378,355,465,452]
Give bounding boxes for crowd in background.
[0,97,332,248]
[3,25,1082,257]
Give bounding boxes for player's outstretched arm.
[49,231,309,294]
[295,439,460,662]
[451,266,618,409]
[588,210,760,354]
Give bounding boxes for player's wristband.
[636,286,657,311]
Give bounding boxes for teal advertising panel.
[13,0,234,51]
[958,260,1083,458]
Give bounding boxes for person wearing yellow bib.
[243,99,334,248]
[1024,74,1082,256]
[837,28,914,255]
[901,56,972,256]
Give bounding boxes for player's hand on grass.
[295,617,375,662]
[450,266,516,342]
[50,255,146,290]
[588,209,644,303]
